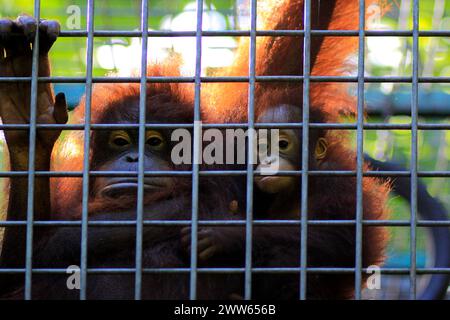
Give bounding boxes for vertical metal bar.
[409,0,419,300]
[299,0,311,300]
[79,0,95,300]
[24,0,41,300]
[354,0,366,300]
[134,0,149,300]
[189,0,204,300]
[244,0,257,300]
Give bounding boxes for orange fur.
[202,0,389,298]
[50,62,195,218]
[202,0,377,122]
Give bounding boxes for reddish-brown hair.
[50,62,195,218]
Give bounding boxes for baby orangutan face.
[255,128,300,194]
[254,104,328,195]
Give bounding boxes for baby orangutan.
[254,104,328,217]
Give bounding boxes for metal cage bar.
[299,0,311,300]
[134,0,150,300]
[23,0,41,300]
[409,0,420,300]
[2,169,450,178]
[354,0,366,300]
[1,75,448,83]
[243,0,258,300]
[2,122,450,131]
[1,219,450,228]
[0,267,448,275]
[188,0,204,300]
[53,29,450,37]
[79,0,95,300]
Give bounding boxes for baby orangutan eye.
[279,139,290,150]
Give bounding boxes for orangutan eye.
[113,137,129,146]
[147,136,163,147]
[279,139,289,150]
[145,130,165,150]
[109,131,131,149]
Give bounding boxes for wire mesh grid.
[0,0,449,300]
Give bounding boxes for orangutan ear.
[314,137,328,161]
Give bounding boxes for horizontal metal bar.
[0,170,449,178]
[0,76,448,83]
[257,76,450,83]
[1,219,449,227]
[0,123,194,130]
[0,267,449,275]
[56,29,450,37]
[1,123,449,131]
